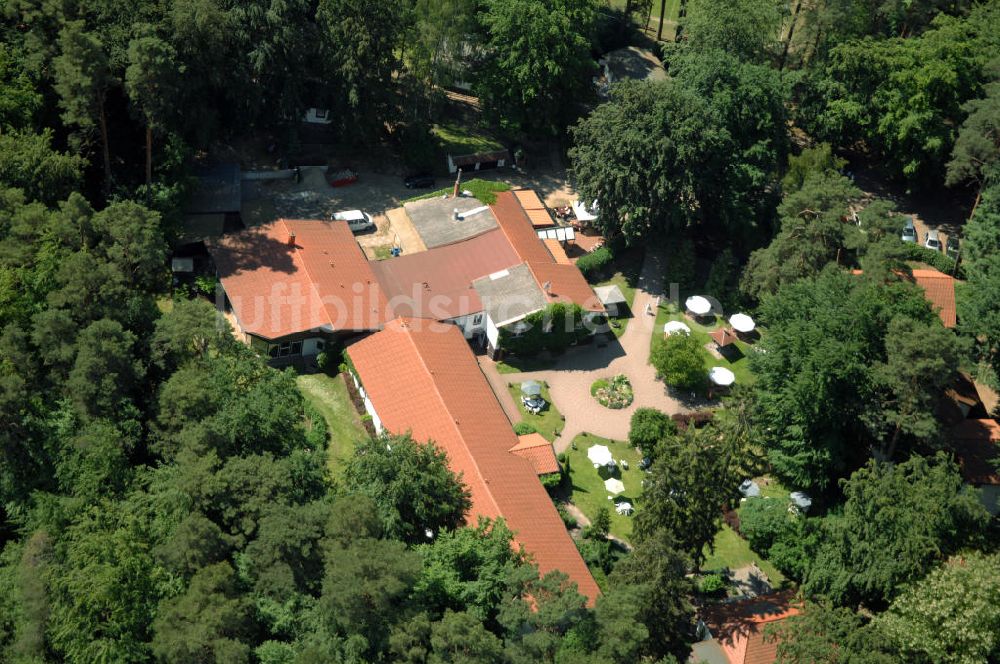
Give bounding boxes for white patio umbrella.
[685,295,711,316]
[604,478,625,494]
[520,380,543,396]
[663,320,692,336]
[587,444,613,467]
[708,366,736,387]
[729,313,756,333]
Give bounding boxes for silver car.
[901,218,917,243]
[924,229,942,251]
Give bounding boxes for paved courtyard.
[479,250,700,453]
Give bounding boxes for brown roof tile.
[510,433,561,475]
[529,262,606,313]
[208,219,386,339]
[491,191,557,264]
[346,318,600,603]
[910,268,957,328]
[372,229,520,320]
[513,189,546,210]
[700,592,800,664]
[544,239,573,265]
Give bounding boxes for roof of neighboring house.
[372,229,520,320]
[850,267,957,328]
[910,268,957,328]
[710,328,738,348]
[208,219,387,339]
[346,318,600,602]
[544,239,573,265]
[509,433,560,475]
[938,371,989,427]
[526,208,555,228]
[529,262,605,313]
[949,418,1000,485]
[186,163,241,214]
[473,264,549,326]
[699,592,800,664]
[491,191,558,264]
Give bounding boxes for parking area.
[240,164,580,260]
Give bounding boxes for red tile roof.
[510,433,561,475]
[710,327,738,348]
[949,419,1000,485]
[491,191,557,264]
[209,219,387,339]
[513,189,546,210]
[528,262,605,312]
[347,318,599,602]
[544,239,573,265]
[372,229,520,320]
[701,593,800,664]
[910,268,957,328]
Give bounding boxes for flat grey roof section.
[473,263,548,326]
[403,196,498,248]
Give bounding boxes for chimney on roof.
[288,231,296,246]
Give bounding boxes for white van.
[332,209,375,233]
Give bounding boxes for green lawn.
[608,0,682,39]
[593,271,638,338]
[565,433,645,542]
[702,525,787,587]
[496,352,561,374]
[432,122,505,156]
[651,301,755,389]
[508,382,564,441]
[296,373,370,474]
[404,178,511,205]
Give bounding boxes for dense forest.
[1,0,999,662]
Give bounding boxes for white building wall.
[449,312,487,339]
[486,315,500,348]
[302,338,325,356]
[351,370,384,434]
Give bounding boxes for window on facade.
[473,313,484,326]
[268,344,279,358]
[316,340,325,350]
[290,341,303,355]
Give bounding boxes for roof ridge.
[398,319,505,522]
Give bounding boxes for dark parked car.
[947,235,960,260]
[404,173,435,189]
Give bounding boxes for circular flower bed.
[590,374,634,409]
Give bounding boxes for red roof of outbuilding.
[911,268,957,328]
[372,229,520,320]
[347,318,599,602]
[700,592,800,664]
[209,219,387,339]
[510,433,561,475]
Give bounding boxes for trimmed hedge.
[576,246,613,277]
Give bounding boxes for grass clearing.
[404,178,511,205]
[508,382,564,441]
[432,122,505,156]
[564,433,644,542]
[496,353,559,374]
[296,373,369,474]
[651,301,755,389]
[702,525,787,587]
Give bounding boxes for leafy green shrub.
[576,246,613,277]
[316,351,332,372]
[499,302,590,356]
[739,497,799,556]
[557,504,577,529]
[584,507,611,540]
[651,334,705,390]
[628,407,677,452]
[901,243,961,278]
[194,274,218,296]
[698,573,726,595]
[513,421,538,435]
[540,472,562,491]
